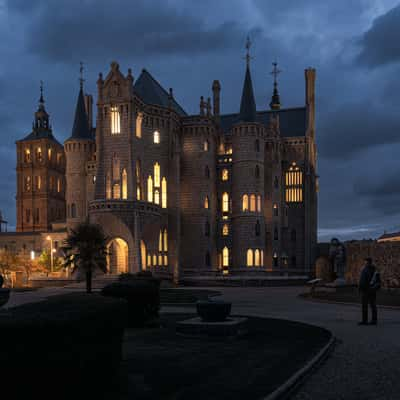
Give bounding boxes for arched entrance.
[107,238,129,274]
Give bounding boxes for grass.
[301,286,400,307]
[114,313,331,400]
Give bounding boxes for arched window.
[291,229,297,242]
[161,177,167,208]
[153,254,157,266]
[255,139,260,152]
[250,194,256,212]
[113,183,121,199]
[273,203,278,216]
[261,250,264,267]
[24,149,31,163]
[122,169,128,199]
[163,229,168,252]
[204,140,209,151]
[222,224,229,236]
[255,220,260,236]
[147,176,153,202]
[136,160,141,200]
[136,112,143,138]
[154,163,160,187]
[159,230,163,252]
[48,148,52,161]
[24,176,31,191]
[153,130,160,144]
[221,169,229,181]
[204,196,209,209]
[254,249,260,267]
[274,226,279,240]
[285,162,303,203]
[247,249,253,267]
[71,203,76,218]
[205,252,211,267]
[110,106,121,134]
[222,192,229,212]
[57,178,61,193]
[222,247,229,267]
[205,221,210,236]
[106,173,111,199]
[242,194,249,211]
[154,189,160,205]
[255,165,260,178]
[205,165,210,179]
[36,147,42,162]
[257,195,261,212]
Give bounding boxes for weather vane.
[244,36,253,67]
[79,61,85,89]
[39,80,44,103]
[270,61,281,85]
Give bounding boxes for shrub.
[0,293,127,399]
[102,278,160,327]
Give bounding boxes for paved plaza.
[6,285,400,399]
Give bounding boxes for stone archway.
[107,238,129,274]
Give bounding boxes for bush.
[102,278,160,327]
[0,293,127,399]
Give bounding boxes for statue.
[329,238,347,285]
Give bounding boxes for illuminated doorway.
[107,238,128,274]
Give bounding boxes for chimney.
[305,68,316,138]
[212,80,221,117]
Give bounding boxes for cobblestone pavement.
[165,286,400,400]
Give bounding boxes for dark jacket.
[359,264,380,292]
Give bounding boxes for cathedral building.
[5,47,318,282]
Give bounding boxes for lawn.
[301,287,400,307]
[114,313,332,400]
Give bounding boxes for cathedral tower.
[16,84,66,232]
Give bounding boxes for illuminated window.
[261,250,264,267]
[24,176,31,191]
[154,163,160,187]
[48,148,52,161]
[122,169,128,199]
[242,194,249,211]
[57,178,61,193]
[113,183,120,199]
[161,178,167,208]
[254,249,260,267]
[226,147,233,155]
[273,252,278,267]
[136,112,143,138]
[110,106,121,134]
[204,196,209,209]
[273,203,278,216]
[57,153,62,164]
[204,140,209,151]
[222,169,229,181]
[285,163,303,203]
[159,230,163,252]
[222,192,229,212]
[24,149,31,163]
[154,130,160,144]
[250,194,256,212]
[154,189,160,205]
[36,147,42,162]
[106,173,111,199]
[136,160,141,200]
[147,254,151,267]
[163,229,168,252]
[247,249,253,267]
[153,254,157,266]
[147,176,153,202]
[222,246,229,267]
[35,176,41,191]
[257,195,261,212]
[164,255,168,266]
[222,224,229,236]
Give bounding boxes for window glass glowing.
[136,112,143,138]
[250,194,256,212]
[222,169,229,181]
[257,195,261,212]
[122,169,128,199]
[247,249,253,267]
[154,163,160,187]
[154,189,160,205]
[254,249,260,266]
[204,196,209,209]
[222,192,229,212]
[161,178,167,208]
[285,163,303,203]
[147,176,153,202]
[242,194,248,211]
[222,224,229,236]
[110,106,121,134]
[154,130,160,143]
[222,247,229,267]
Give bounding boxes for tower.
[64,66,95,230]
[16,82,66,232]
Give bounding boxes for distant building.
[377,232,400,243]
[0,44,319,280]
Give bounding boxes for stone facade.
[5,56,319,280]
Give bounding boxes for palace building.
[2,46,318,281]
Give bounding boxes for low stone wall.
[345,240,400,288]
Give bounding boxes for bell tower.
[16,82,66,232]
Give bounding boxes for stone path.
[165,287,400,400]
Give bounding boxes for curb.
[262,334,336,400]
[300,296,400,310]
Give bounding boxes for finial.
[79,62,85,90]
[39,80,44,104]
[244,36,253,67]
[269,61,282,110]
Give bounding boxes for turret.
[212,80,221,117]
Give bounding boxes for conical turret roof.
[239,65,257,122]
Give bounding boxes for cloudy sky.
[0,0,399,241]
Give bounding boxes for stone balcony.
[89,199,162,217]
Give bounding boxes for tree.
[63,222,108,293]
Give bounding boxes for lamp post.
[46,235,54,273]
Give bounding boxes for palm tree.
[63,222,108,293]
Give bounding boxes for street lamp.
[46,235,54,273]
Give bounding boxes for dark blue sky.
[1,0,400,241]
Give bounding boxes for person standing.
[358,257,381,325]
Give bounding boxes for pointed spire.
[269,61,281,110]
[70,66,91,140]
[33,80,50,131]
[79,62,85,90]
[39,80,45,106]
[239,37,257,122]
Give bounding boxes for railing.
[89,199,162,216]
